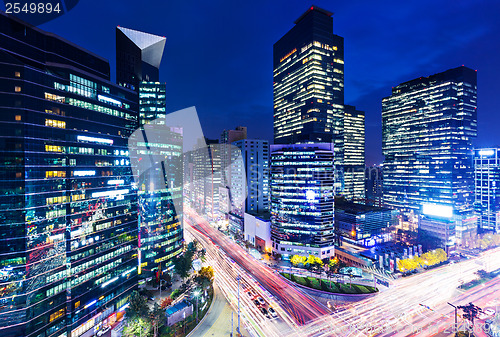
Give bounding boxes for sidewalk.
[187,283,250,337]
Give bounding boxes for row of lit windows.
[45,118,66,129]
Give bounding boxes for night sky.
[28,0,500,165]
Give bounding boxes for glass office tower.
[382,66,477,244]
[474,148,500,233]
[0,13,138,337]
[270,144,335,259]
[117,28,183,278]
[343,105,365,201]
[273,5,345,192]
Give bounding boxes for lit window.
[15,86,21,92]
[15,115,21,121]
[14,71,20,77]
[45,119,66,129]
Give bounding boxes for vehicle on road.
[260,307,270,318]
[257,297,265,305]
[479,308,496,320]
[253,299,260,306]
[97,326,111,336]
[268,307,278,318]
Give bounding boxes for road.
[186,208,500,337]
[187,282,251,337]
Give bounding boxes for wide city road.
[186,211,330,326]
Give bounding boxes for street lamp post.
[159,279,167,301]
[236,274,241,335]
[194,290,200,323]
[447,302,458,336]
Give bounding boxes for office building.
[229,139,270,234]
[116,26,166,90]
[270,144,335,258]
[343,105,365,201]
[474,148,500,233]
[0,13,138,337]
[366,165,383,207]
[334,198,398,246]
[273,6,345,192]
[117,28,183,278]
[138,81,166,125]
[382,66,477,244]
[188,138,221,223]
[243,211,272,253]
[219,127,247,228]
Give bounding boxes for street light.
[236,274,241,335]
[159,279,167,302]
[194,290,200,323]
[447,302,458,336]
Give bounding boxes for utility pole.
[447,302,458,336]
[236,274,241,336]
[231,312,234,337]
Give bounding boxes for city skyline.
[0,2,499,337]
[35,0,500,165]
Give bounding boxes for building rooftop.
[165,300,191,316]
[247,210,271,221]
[294,5,333,24]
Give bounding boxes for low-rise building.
[244,211,272,253]
[165,301,193,326]
[335,198,398,246]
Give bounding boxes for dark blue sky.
[36,0,500,165]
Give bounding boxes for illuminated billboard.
[422,203,453,218]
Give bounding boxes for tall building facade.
[229,139,270,234]
[382,66,477,245]
[365,165,383,207]
[219,127,247,228]
[474,148,500,233]
[117,27,183,277]
[270,144,335,258]
[0,13,138,337]
[343,105,365,201]
[273,6,345,192]
[116,27,166,90]
[139,82,166,125]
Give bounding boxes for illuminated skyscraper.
[474,148,500,233]
[273,5,345,192]
[229,139,270,234]
[270,144,335,258]
[116,27,183,278]
[116,26,166,90]
[382,66,477,245]
[343,105,365,201]
[0,13,138,337]
[219,127,247,227]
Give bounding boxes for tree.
[150,302,164,337]
[122,318,151,337]
[173,250,194,280]
[290,255,306,267]
[195,266,214,289]
[160,297,173,309]
[170,289,181,300]
[199,266,214,280]
[126,291,149,320]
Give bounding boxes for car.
[268,307,278,318]
[257,297,265,305]
[246,291,253,297]
[253,299,260,306]
[97,326,111,336]
[479,308,496,320]
[260,307,270,318]
[485,308,496,317]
